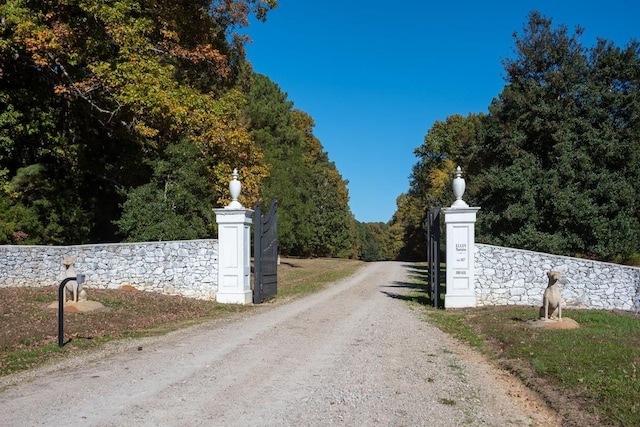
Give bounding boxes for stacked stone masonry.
[2,240,640,310]
[475,243,640,311]
[0,240,219,299]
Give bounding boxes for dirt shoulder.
[0,262,560,426]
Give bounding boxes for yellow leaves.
[208,163,267,208]
[133,122,159,138]
[180,90,266,207]
[103,59,265,201]
[16,21,58,67]
[159,27,179,43]
[429,158,456,201]
[6,5,71,68]
[2,0,272,213]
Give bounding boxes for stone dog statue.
[539,270,568,321]
[62,257,85,303]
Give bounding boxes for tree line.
[393,12,640,263]
[0,0,372,258]
[3,5,638,263]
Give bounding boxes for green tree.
[245,73,313,254]
[355,221,395,261]
[467,11,640,260]
[0,164,89,244]
[115,140,214,241]
[245,74,354,257]
[395,114,482,260]
[293,110,354,258]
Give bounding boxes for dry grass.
[0,257,363,376]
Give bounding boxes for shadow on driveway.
[380,264,439,307]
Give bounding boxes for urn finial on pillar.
[451,166,469,208]
[442,165,480,308]
[227,168,243,209]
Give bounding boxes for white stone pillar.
[213,169,253,304]
[442,166,480,308]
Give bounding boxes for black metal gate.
[253,199,278,304]
[427,206,442,308]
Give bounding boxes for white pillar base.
[215,290,253,305]
[443,294,477,308]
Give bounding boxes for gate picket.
[253,199,278,304]
[427,206,442,308]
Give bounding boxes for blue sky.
[244,1,639,223]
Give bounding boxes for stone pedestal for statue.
[48,300,105,313]
[213,169,254,304]
[525,317,580,329]
[443,167,480,308]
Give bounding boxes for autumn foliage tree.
[468,12,640,261]
[0,0,276,243]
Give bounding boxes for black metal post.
[58,274,86,347]
[427,206,441,308]
[253,203,263,304]
[435,208,441,308]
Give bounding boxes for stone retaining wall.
[475,243,640,311]
[0,240,219,299]
[4,239,640,309]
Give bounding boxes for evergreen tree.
[245,74,354,257]
[293,110,354,258]
[468,12,640,260]
[244,73,313,254]
[115,140,214,241]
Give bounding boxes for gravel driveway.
[0,262,559,426]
